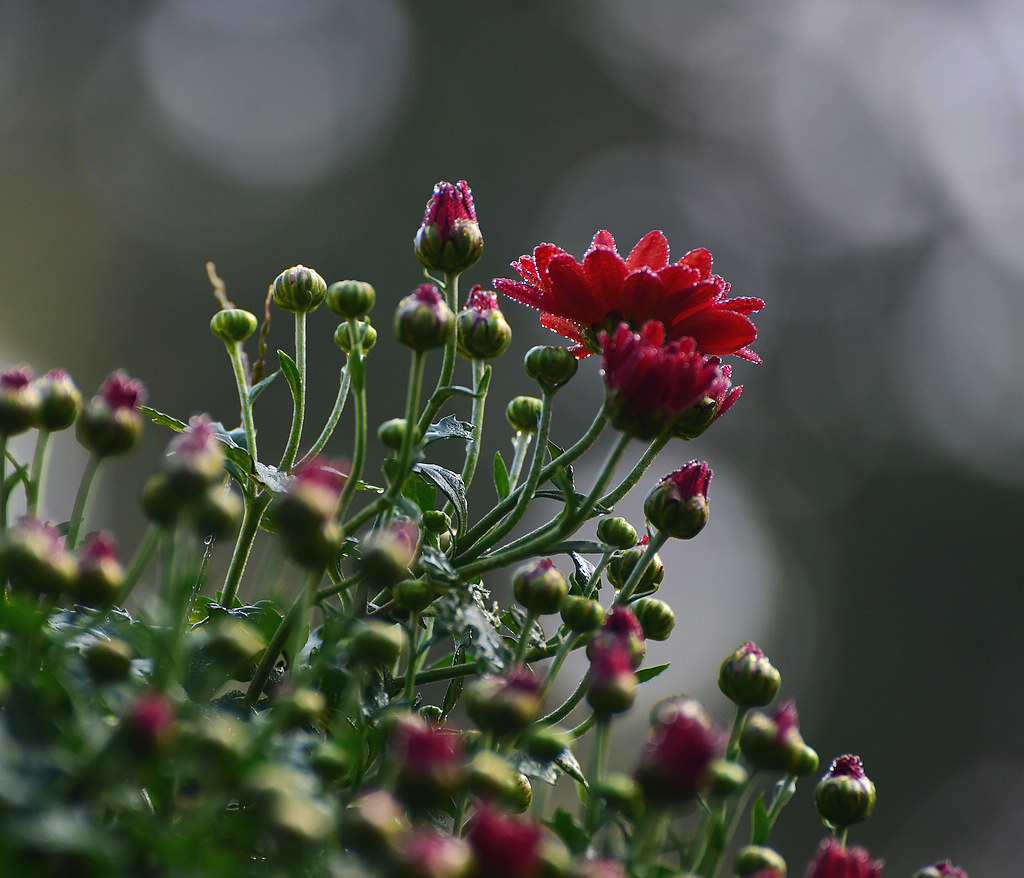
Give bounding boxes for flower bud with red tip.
[395,283,456,351]
[391,714,467,809]
[587,606,646,669]
[361,520,419,585]
[33,369,81,431]
[634,696,723,805]
[0,366,41,435]
[560,595,605,633]
[123,692,177,754]
[740,700,818,775]
[77,370,146,456]
[273,457,347,567]
[393,829,474,878]
[913,861,968,878]
[734,845,787,877]
[465,666,543,736]
[586,640,637,716]
[673,357,743,439]
[164,415,225,500]
[805,837,883,878]
[76,531,125,606]
[718,641,782,708]
[457,286,512,360]
[607,537,664,597]
[815,754,876,827]
[0,517,77,595]
[466,803,545,878]
[326,279,376,319]
[644,461,711,540]
[513,557,568,615]
[272,264,327,313]
[414,180,483,275]
[192,486,243,539]
[596,517,638,550]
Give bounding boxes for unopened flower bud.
[272,264,327,313]
[163,415,225,499]
[140,473,182,526]
[805,838,883,878]
[587,606,646,669]
[76,532,125,606]
[77,370,145,456]
[814,754,876,827]
[192,486,243,538]
[422,509,452,536]
[705,758,749,798]
[468,751,525,805]
[210,308,258,343]
[0,366,41,435]
[394,577,435,612]
[391,714,467,809]
[606,538,664,597]
[586,641,637,716]
[33,369,81,431]
[524,725,573,762]
[560,595,605,633]
[349,619,405,666]
[84,637,134,681]
[673,359,743,440]
[0,517,77,595]
[395,283,455,351]
[513,558,568,615]
[630,596,675,641]
[341,788,407,857]
[123,691,177,753]
[378,417,408,450]
[734,845,787,877]
[466,803,545,878]
[361,520,419,585]
[199,617,266,675]
[596,773,641,818]
[635,697,723,805]
[465,667,543,736]
[596,517,638,550]
[273,458,346,540]
[524,345,578,393]
[644,461,711,540]
[740,701,818,775]
[913,861,968,878]
[506,396,543,433]
[334,317,377,354]
[718,641,781,708]
[457,286,512,360]
[414,180,483,275]
[394,830,474,878]
[326,279,376,319]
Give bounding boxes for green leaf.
[403,473,437,514]
[433,593,510,672]
[139,405,188,432]
[424,415,475,444]
[440,645,465,719]
[554,750,587,786]
[419,545,460,587]
[517,755,560,785]
[248,369,280,405]
[254,460,292,493]
[493,451,510,501]
[429,385,478,405]
[545,809,590,855]
[413,464,467,534]
[636,662,670,684]
[278,349,301,402]
[531,491,610,516]
[197,600,283,644]
[750,793,771,845]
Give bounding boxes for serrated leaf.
[493,451,510,501]
[139,405,188,432]
[413,464,467,534]
[418,545,460,587]
[433,593,510,672]
[569,552,595,585]
[517,755,560,785]
[503,605,546,652]
[424,415,475,444]
[248,369,279,405]
[254,460,293,493]
[546,809,590,855]
[197,600,284,644]
[555,749,586,785]
[278,350,301,401]
[750,793,771,845]
[636,662,670,684]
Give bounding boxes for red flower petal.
[589,229,617,252]
[679,248,713,277]
[493,279,549,311]
[545,253,601,321]
[670,310,758,355]
[626,230,670,271]
[620,268,664,319]
[583,246,629,313]
[715,296,766,316]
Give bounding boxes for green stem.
[514,610,538,664]
[279,311,307,472]
[630,809,670,878]
[460,359,489,490]
[315,569,364,602]
[225,339,258,461]
[584,551,613,600]
[539,669,591,725]
[507,431,532,491]
[600,433,669,511]
[387,350,427,505]
[0,435,7,529]
[27,429,52,518]
[220,491,271,606]
[112,524,161,606]
[66,452,102,550]
[415,272,459,437]
[584,717,610,833]
[337,331,368,523]
[403,612,423,704]
[298,362,351,466]
[726,705,749,760]
[540,630,582,698]
[614,531,669,606]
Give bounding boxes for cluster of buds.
[607,537,664,598]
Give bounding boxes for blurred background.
[3,0,1022,871]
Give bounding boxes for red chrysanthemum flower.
[805,837,883,878]
[494,229,762,360]
[601,321,726,440]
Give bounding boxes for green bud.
[559,595,605,633]
[326,280,376,319]
[419,705,444,725]
[414,181,483,274]
[643,461,711,540]
[422,509,451,536]
[704,758,749,798]
[140,472,183,527]
[199,617,266,674]
[734,845,787,877]
[814,754,876,827]
[456,287,512,360]
[378,418,408,450]
[0,366,41,435]
[77,371,146,457]
[523,725,573,762]
[740,701,817,775]
[192,487,243,539]
[0,518,77,596]
[468,751,522,804]
[33,369,81,431]
[210,308,258,343]
[360,521,419,585]
[607,543,664,597]
[349,619,405,666]
[84,638,134,681]
[272,264,327,313]
[718,642,781,708]
[76,533,125,606]
[672,396,721,440]
[284,519,342,569]
[393,577,434,612]
[524,345,578,393]
[278,687,327,729]
[394,284,455,351]
[513,557,568,615]
[630,596,675,641]
[465,668,542,737]
[596,772,641,818]
[506,395,544,432]
[334,318,377,355]
[596,516,639,550]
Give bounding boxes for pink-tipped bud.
[814,754,876,827]
[465,666,543,736]
[414,180,483,275]
[587,606,646,669]
[391,714,466,809]
[644,461,712,540]
[123,692,177,753]
[76,531,125,606]
[33,369,82,431]
[0,516,77,596]
[466,803,545,878]
[804,837,883,878]
[913,862,968,878]
[740,700,819,776]
[457,286,512,360]
[586,641,637,716]
[512,557,568,615]
[77,370,146,456]
[0,365,42,435]
[395,283,456,351]
[718,641,782,708]
[163,415,225,499]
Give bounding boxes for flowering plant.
[0,181,964,878]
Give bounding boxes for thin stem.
[337,329,368,523]
[726,704,749,761]
[514,611,538,664]
[225,339,258,461]
[600,433,669,511]
[614,531,669,606]
[403,612,422,704]
[540,630,582,698]
[539,668,591,725]
[27,429,52,517]
[66,452,102,550]
[219,491,271,606]
[279,311,307,472]
[584,551,614,600]
[584,717,610,833]
[386,350,428,505]
[460,359,489,490]
[0,435,7,528]
[315,569,364,602]
[112,524,161,606]
[507,431,532,491]
[415,272,459,436]
[298,362,351,466]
